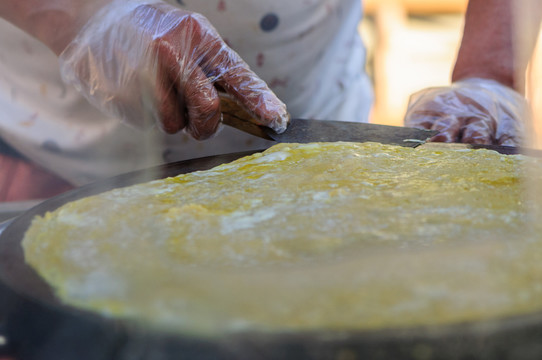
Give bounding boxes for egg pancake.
[22,142,542,335]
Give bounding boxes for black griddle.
[1,150,542,360]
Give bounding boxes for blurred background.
[361,0,542,148]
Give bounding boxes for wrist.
[450,0,532,95]
[452,65,521,94]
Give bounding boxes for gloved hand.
[59,0,289,139]
[404,78,530,146]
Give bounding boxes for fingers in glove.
[427,115,462,143]
[219,71,289,133]
[150,14,218,137]
[406,111,462,143]
[496,109,522,146]
[404,112,439,130]
[183,66,221,140]
[208,48,289,133]
[461,117,496,144]
[156,71,186,134]
[497,129,518,146]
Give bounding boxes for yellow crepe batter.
[22,142,542,335]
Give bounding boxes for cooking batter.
[22,142,542,335]
[0,0,536,200]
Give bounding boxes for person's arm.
[452,0,542,93]
[0,0,110,55]
[404,0,542,146]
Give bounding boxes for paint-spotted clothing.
[0,0,372,185]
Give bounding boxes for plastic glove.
[59,0,289,139]
[404,78,530,146]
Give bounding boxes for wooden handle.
[218,92,274,140]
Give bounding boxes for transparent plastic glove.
[404,78,529,146]
[59,0,289,139]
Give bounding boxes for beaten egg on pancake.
[22,142,542,335]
